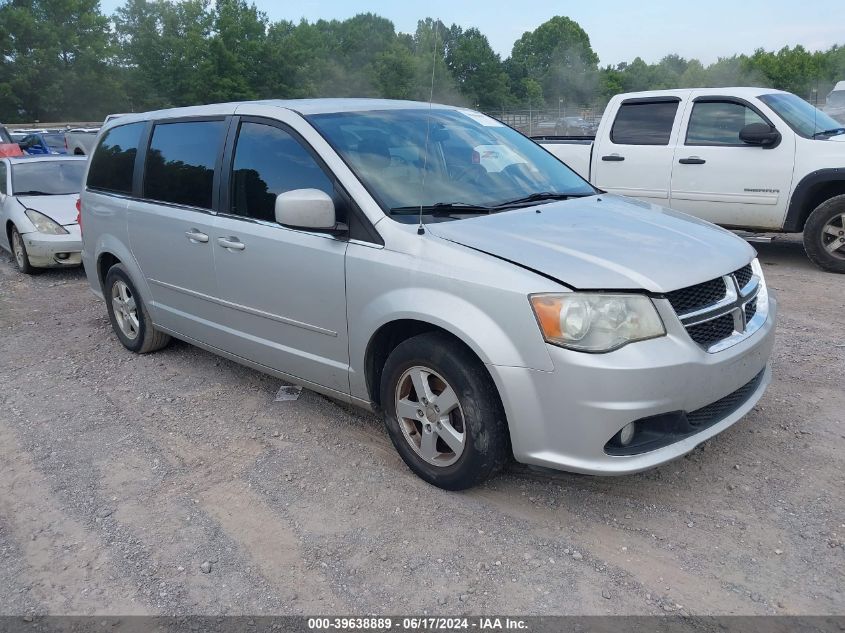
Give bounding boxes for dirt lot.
[0,235,843,617]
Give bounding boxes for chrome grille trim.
[670,260,769,353]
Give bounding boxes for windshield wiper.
[812,127,845,138]
[492,191,592,208]
[390,202,494,215]
[14,190,50,196]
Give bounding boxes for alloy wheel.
[111,280,140,340]
[394,366,466,467]
[822,212,845,260]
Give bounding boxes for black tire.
[104,263,171,353]
[9,226,40,275]
[803,194,845,273]
[380,332,510,490]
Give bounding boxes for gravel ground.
[0,235,843,617]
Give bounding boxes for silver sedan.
[0,155,87,274]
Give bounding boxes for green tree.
[508,16,599,106]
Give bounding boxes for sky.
[98,0,845,66]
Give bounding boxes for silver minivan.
[80,99,776,490]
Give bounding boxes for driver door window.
[686,101,767,146]
[229,121,334,223]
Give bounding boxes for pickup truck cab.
[538,88,845,272]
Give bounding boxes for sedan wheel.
[10,227,37,275]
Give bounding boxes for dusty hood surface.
[16,194,79,226]
[427,194,756,293]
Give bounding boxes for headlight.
[529,293,666,352]
[24,209,69,235]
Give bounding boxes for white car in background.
[0,155,87,274]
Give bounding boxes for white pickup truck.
[64,128,99,155]
[537,88,845,272]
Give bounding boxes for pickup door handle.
[679,157,706,165]
[601,154,625,162]
[217,236,245,251]
[185,229,209,243]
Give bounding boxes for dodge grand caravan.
[80,99,777,490]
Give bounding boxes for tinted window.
[610,101,679,145]
[229,122,333,222]
[0,162,6,194]
[87,122,144,194]
[12,161,86,195]
[144,120,226,209]
[686,101,767,145]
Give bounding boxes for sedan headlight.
[24,209,69,235]
[530,293,666,352]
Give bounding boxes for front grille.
[687,369,765,426]
[686,313,735,347]
[745,298,758,323]
[665,277,726,314]
[734,264,753,289]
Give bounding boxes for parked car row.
[3,98,779,491]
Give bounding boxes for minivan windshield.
[12,161,86,195]
[759,93,845,138]
[308,108,595,220]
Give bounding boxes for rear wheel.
[803,195,845,273]
[380,332,509,490]
[104,263,171,353]
[10,226,39,275]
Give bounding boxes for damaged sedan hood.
[427,195,755,293]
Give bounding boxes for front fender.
[347,284,555,402]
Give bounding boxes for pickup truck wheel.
[104,264,171,353]
[380,332,509,490]
[804,195,845,273]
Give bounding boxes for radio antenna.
[417,19,439,236]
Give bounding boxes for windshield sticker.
[458,109,505,127]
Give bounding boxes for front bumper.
[22,225,82,268]
[489,294,777,475]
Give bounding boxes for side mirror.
[274,188,344,233]
[739,123,781,148]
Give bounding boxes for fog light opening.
[618,422,636,446]
[56,252,69,260]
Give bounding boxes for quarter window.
[87,122,144,194]
[229,121,333,223]
[686,101,767,145]
[0,162,6,194]
[144,120,226,209]
[610,101,679,145]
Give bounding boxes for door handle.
[185,229,209,243]
[601,154,625,162]
[678,157,706,165]
[217,236,245,251]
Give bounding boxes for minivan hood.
[427,195,755,293]
[16,194,79,225]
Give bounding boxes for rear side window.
[229,121,333,222]
[686,101,767,145]
[0,162,6,194]
[87,122,144,194]
[144,120,226,209]
[610,101,679,145]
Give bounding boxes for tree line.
[1,0,843,123]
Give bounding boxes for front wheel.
[10,226,39,275]
[803,195,845,273]
[380,332,509,490]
